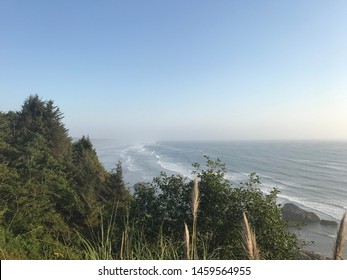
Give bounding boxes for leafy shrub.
[132,156,301,259]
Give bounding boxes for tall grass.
[77,212,116,260]
[191,177,199,260]
[242,212,260,260]
[184,222,190,260]
[75,177,347,261]
[78,212,184,260]
[333,210,347,260]
[77,177,210,260]
[182,178,200,260]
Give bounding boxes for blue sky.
[1,0,346,142]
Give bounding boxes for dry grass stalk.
[333,210,347,260]
[120,231,125,260]
[242,212,260,260]
[184,223,191,260]
[191,178,199,259]
[250,231,260,260]
[192,177,199,222]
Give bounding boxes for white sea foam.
[126,156,140,172]
[277,193,345,220]
[128,144,147,153]
[225,172,248,182]
[157,159,194,180]
[96,140,347,257]
[120,145,146,172]
[120,150,139,172]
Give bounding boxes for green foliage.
[0,95,130,259]
[133,173,190,238]
[105,161,128,201]
[1,95,302,260]
[16,95,71,157]
[72,136,106,190]
[70,136,130,232]
[132,156,301,259]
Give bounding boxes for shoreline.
[282,203,346,259]
[93,140,347,259]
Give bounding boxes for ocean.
[93,140,347,258]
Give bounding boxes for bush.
[132,156,301,259]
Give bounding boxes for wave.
[277,193,345,220]
[225,172,250,182]
[107,141,347,223]
[126,156,140,172]
[156,159,194,179]
[322,162,347,172]
[120,144,149,172]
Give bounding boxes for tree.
[0,96,134,259]
[104,161,129,205]
[0,97,81,258]
[71,136,106,190]
[133,172,190,238]
[70,136,107,229]
[16,95,71,157]
[132,156,302,259]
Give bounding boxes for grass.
[333,210,347,260]
[76,177,264,260]
[2,179,346,260]
[184,222,190,259]
[78,214,184,260]
[183,178,202,260]
[242,212,260,260]
[191,177,199,260]
[77,177,218,260]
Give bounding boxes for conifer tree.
[16,95,71,157]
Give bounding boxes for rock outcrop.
[281,203,320,223]
[281,203,339,228]
[320,219,338,227]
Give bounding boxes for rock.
[133,182,151,192]
[281,203,320,223]
[320,219,338,227]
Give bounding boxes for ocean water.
[93,140,347,258]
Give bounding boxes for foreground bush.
[132,156,302,259]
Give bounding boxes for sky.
[1,0,347,142]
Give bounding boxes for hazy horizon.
[1,0,346,142]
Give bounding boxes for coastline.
[293,224,337,259]
[282,203,346,259]
[93,140,347,259]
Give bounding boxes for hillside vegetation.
[1,95,306,259]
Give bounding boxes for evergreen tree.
[0,97,80,258]
[16,95,71,157]
[71,136,108,229]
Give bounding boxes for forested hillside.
[0,96,303,259]
[0,95,129,259]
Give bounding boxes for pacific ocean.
[93,139,347,258]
